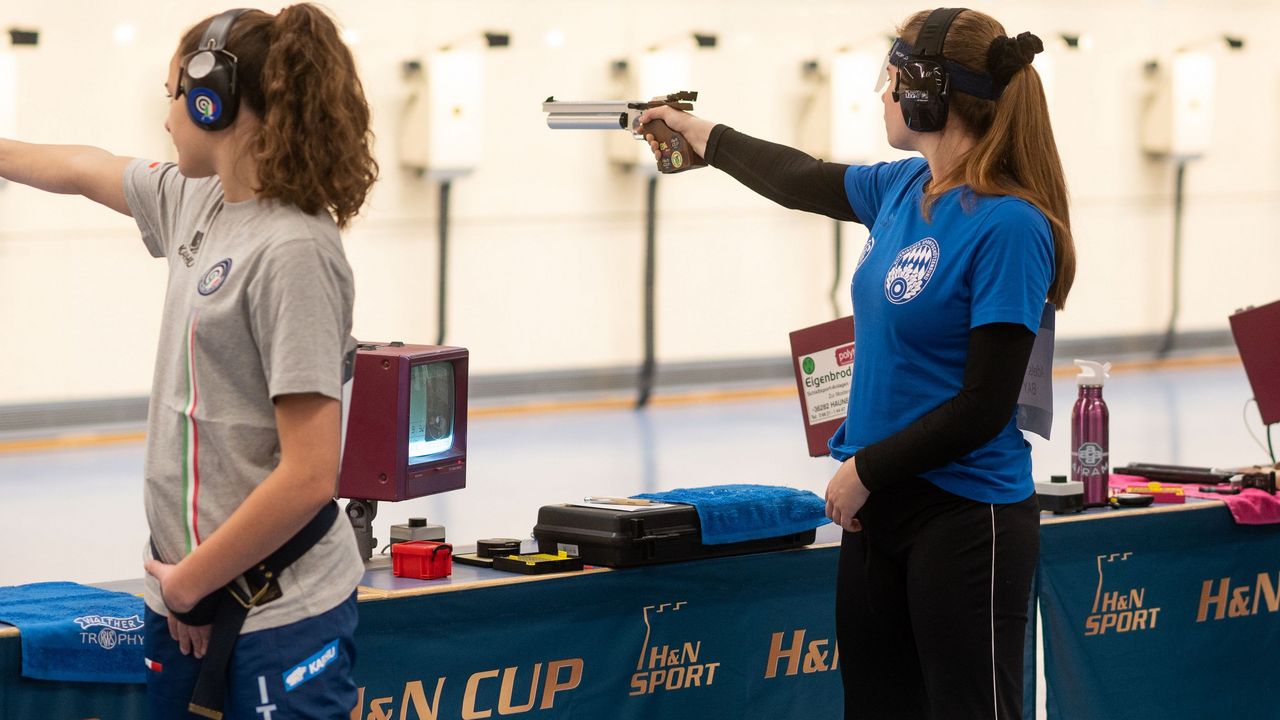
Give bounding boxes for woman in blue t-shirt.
[639,8,1074,719]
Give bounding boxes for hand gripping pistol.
[542,91,707,173]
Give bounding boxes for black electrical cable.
[1269,423,1276,466]
[1244,398,1272,461]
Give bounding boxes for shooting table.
[2,500,1277,719]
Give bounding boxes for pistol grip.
[641,119,706,174]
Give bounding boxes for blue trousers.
[144,593,358,719]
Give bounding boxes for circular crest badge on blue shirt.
[884,237,940,305]
[198,258,233,296]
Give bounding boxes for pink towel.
[1110,473,1280,525]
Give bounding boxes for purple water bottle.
[1071,360,1111,506]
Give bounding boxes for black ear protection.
[177,9,249,132]
[893,8,966,133]
[887,7,1002,133]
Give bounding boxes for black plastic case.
[533,503,816,567]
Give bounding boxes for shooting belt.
[151,500,340,720]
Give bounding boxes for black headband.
[198,8,249,52]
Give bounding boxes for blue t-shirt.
[828,157,1053,504]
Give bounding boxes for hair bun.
[1014,32,1044,62]
[987,31,1043,87]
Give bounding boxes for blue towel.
[633,484,831,545]
[0,581,146,683]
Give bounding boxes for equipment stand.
[831,220,844,318]
[437,179,452,346]
[1157,159,1188,357]
[638,175,658,408]
[346,498,379,562]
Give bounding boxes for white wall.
[2,0,1278,405]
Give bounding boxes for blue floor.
[0,359,1269,588]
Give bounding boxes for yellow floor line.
[470,385,798,419]
[0,431,148,454]
[0,354,1243,454]
[1069,352,1241,376]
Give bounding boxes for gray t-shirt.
[123,159,363,633]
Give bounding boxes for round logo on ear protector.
[187,88,222,125]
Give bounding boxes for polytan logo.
[835,345,854,367]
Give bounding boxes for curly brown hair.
[179,5,378,228]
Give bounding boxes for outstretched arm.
[0,139,133,216]
[636,106,855,222]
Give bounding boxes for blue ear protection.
[176,9,248,132]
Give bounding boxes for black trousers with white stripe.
[836,476,1039,720]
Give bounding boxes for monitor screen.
[408,361,455,463]
[339,342,467,506]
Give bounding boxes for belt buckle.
[227,565,283,610]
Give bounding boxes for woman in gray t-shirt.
[0,5,376,717]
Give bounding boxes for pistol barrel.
[542,99,641,131]
[540,93,704,173]
[545,113,628,130]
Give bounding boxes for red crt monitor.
[1230,300,1280,426]
[338,342,468,501]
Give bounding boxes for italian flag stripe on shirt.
[182,312,202,553]
[145,657,163,672]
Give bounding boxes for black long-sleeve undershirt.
[704,124,1040,491]
[703,124,856,222]
[853,323,1036,492]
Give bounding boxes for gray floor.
[1,358,1268,588]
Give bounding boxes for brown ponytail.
[179,4,378,228]
[899,10,1076,309]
